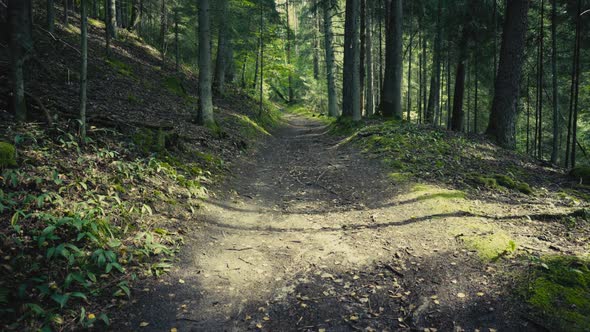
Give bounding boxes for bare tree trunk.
[159,0,167,62]
[174,8,179,72]
[47,0,55,33]
[365,0,374,117]
[80,0,88,139]
[550,0,559,164]
[537,0,545,159]
[8,0,32,123]
[285,0,294,103]
[342,0,361,120]
[312,0,320,80]
[64,0,69,25]
[568,0,582,167]
[215,0,229,94]
[425,0,441,124]
[107,0,117,38]
[406,1,412,121]
[323,0,338,117]
[360,0,366,115]
[259,0,264,116]
[486,0,530,149]
[198,0,214,126]
[451,29,468,132]
[380,0,402,119]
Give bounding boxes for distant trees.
[486,0,530,149]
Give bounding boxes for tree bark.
[537,0,545,159]
[130,0,141,31]
[174,8,179,72]
[365,0,374,117]
[342,0,361,120]
[425,0,442,124]
[323,0,338,117]
[80,0,88,139]
[215,0,229,95]
[8,0,32,123]
[550,0,559,164]
[380,0,402,119]
[451,29,468,132]
[107,0,117,38]
[47,0,55,33]
[198,0,214,126]
[159,0,168,61]
[486,0,530,149]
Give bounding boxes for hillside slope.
[0,7,277,331]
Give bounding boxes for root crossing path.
[117,114,535,331]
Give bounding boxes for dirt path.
[115,114,574,331]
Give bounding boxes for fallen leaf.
[350,315,359,321]
[433,299,440,305]
[477,292,485,297]
[263,316,270,321]
[170,328,178,332]
[139,322,149,327]
[256,323,263,329]
[457,293,466,298]
[178,279,185,284]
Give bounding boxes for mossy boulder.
[494,174,516,189]
[0,142,17,168]
[570,166,590,184]
[516,182,533,195]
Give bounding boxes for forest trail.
[116,114,558,331]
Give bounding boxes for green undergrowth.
[348,121,536,196]
[0,124,208,330]
[285,104,333,125]
[523,256,590,331]
[105,58,134,78]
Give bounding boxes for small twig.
[226,247,254,251]
[35,24,81,55]
[238,257,254,265]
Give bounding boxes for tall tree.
[365,0,374,117]
[380,0,402,119]
[197,0,214,126]
[425,0,442,124]
[485,0,530,149]
[550,0,559,164]
[322,0,338,117]
[342,0,361,121]
[107,0,118,38]
[215,0,229,95]
[80,0,88,140]
[537,0,545,159]
[566,0,582,168]
[8,0,32,123]
[451,26,468,132]
[64,0,69,25]
[285,0,294,103]
[159,0,168,61]
[47,0,55,33]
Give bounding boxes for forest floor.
[114,113,590,332]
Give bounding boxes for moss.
[0,142,17,168]
[417,191,466,201]
[112,183,127,194]
[234,114,271,138]
[472,175,498,188]
[162,76,187,97]
[525,256,590,331]
[494,174,516,189]
[105,59,134,78]
[388,172,411,183]
[516,182,533,195]
[132,128,167,154]
[462,231,516,261]
[88,18,105,28]
[570,166,590,184]
[127,93,140,104]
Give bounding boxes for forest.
[1,0,590,331]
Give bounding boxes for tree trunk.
[569,0,582,167]
[159,0,167,61]
[64,0,69,25]
[486,0,530,149]
[130,0,141,31]
[537,0,545,159]
[116,0,122,28]
[323,0,338,117]
[406,1,412,121]
[312,0,320,80]
[174,8,179,72]
[215,0,229,94]
[550,0,559,164]
[8,0,31,123]
[107,0,117,38]
[198,0,214,126]
[80,0,88,139]
[285,0,294,103]
[365,0,374,117]
[360,0,366,115]
[259,0,264,116]
[47,0,55,33]
[380,0,402,119]
[425,0,442,124]
[451,29,468,132]
[342,0,361,120]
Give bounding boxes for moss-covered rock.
[472,175,498,188]
[0,142,17,168]
[570,166,590,184]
